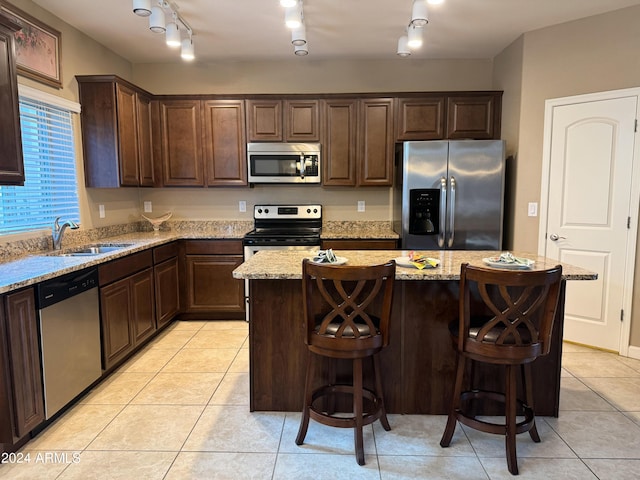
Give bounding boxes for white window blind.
[0,95,80,235]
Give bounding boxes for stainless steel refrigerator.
[393,140,505,250]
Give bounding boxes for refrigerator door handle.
[439,176,447,248]
[448,176,456,248]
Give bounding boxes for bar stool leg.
[440,355,466,447]
[505,364,519,475]
[296,351,315,445]
[373,354,391,431]
[353,357,365,465]
[523,363,540,443]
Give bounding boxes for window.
[0,87,80,235]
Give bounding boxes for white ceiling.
[31,0,640,63]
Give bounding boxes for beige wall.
[493,5,640,347]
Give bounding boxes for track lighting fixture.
[285,2,303,29]
[397,35,410,57]
[410,1,429,27]
[181,37,194,61]
[133,1,195,61]
[291,24,306,46]
[294,44,308,56]
[279,0,298,7]
[149,6,166,33]
[407,25,423,48]
[132,0,152,17]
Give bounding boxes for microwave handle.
[299,153,305,179]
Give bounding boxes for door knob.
[549,233,566,241]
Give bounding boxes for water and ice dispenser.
[409,189,439,235]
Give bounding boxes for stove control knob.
[264,208,269,214]
[257,208,262,214]
[306,208,311,214]
[313,208,318,213]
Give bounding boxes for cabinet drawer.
[99,250,153,286]
[153,242,178,264]
[183,240,243,255]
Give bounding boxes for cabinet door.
[131,269,155,345]
[284,99,320,141]
[446,94,501,139]
[136,92,156,186]
[185,255,245,313]
[159,100,204,186]
[358,98,394,186]
[322,99,358,186]
[203,100,247,186]
[100,278,134,370]
[246,99,282,142]
[3,289,44,438]
[395,96,445,141]
[155,257,179,328]
[0,16,24,185]
[115,83,140,186]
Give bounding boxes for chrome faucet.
[52,217,79,250]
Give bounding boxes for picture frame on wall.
[0,2,62,89]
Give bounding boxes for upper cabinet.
[323,97,394,187]
[446,93,501,139]
[246,98,320,142]
[77,75,157,187]
[395,92,502,141]
[0,13,24,186]
[202,100,247,186]
[157,98,204,187]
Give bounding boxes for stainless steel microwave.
[247,143,321,184]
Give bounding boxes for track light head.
[149,6,166,33]
[410,1,429,27]
[181,37,195,61]
[132,0,152,17]
[397,35,411,57]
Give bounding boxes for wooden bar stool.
[440,262,563,475]
[295,258,396,465]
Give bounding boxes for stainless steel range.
[242,204,322,320]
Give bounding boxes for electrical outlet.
[144,201,152,213]
[99,204,105,219]
[239,201,247,213]
[357,201,365,212]
[528,202,538,217]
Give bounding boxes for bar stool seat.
[440,262,563,475]
[295,258,396,465]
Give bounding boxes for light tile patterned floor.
[2,321,640,479]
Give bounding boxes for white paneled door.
[540,92,639,352]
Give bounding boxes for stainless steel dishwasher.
[37,267,102,419]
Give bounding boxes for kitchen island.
[233,249,597,416]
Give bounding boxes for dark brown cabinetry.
[158,99,204,186]
[446,94,501,139]
[321,239,398,250]
[77,76,156,187]
[395,96,445,141]
[202,100,247,186]
[323,98,394,186]
[395,92,502,141]
[99,250,155,370]
[153,242,180,329]
[0,13,24,186]
[181,240,245,319]
[246,99,320,142]
[0,288,44,449]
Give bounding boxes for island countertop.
[232,249,597,281]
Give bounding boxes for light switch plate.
[528,202,538,217]
[99,204,105,219]
[144,201,152,213]
[357,201,365,212]
[239,201,247,213]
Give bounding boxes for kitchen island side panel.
[248,278,564,416]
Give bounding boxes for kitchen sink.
[44,243,133,257]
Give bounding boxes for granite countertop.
[320,221,398,239]
[232,249,598,281]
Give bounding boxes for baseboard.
[627,345,640,360]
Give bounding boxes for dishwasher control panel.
[37,267,98,309]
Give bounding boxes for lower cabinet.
[181,240,245,319]
[153,242,180,329]
[99,250,155,370]
[0,288,44,450]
